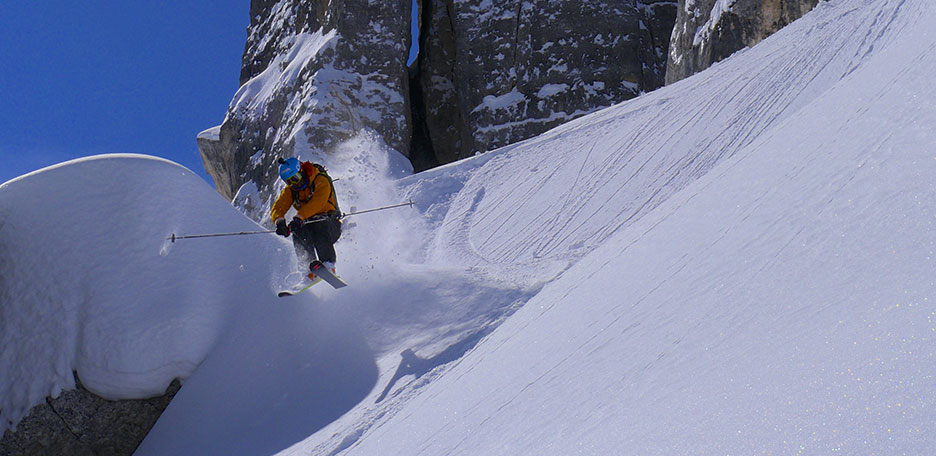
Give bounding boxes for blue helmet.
[278,157,301,181]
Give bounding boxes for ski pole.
[167,229,275,243]
[301,200,416,223]
[167,200,415,242]
[299,200,416,224]
[338,200,415,218]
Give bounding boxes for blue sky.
[409,0,420,66]
[0,2,248,185]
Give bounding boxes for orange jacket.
[270,162,339,222]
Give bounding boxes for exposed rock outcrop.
[666,0,821,84]
[199,0,678,220]
[417,0,678,164]
[198,1,823,220]
[204,0,412,208]
[0,374,180,456]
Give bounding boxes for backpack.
[290,162,341,216]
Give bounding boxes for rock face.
[0,374,180,456]
[201,0,412,209]
[198,1,823,219]
[416,0,678,165]
[666,0,820,84]
[199,0,678,220]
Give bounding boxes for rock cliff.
[198,1,824,220]
[199,0,678,220]
[666,0,821,84]
[416,0,678,165]
[200,0,412,209]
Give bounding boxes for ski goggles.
[285,173,303,186]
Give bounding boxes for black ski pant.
[292,216,342,265]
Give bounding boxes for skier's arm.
[295,175,332,220]
[270,188,293,223]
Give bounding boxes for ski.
[310,260,347,289]
[276,261,346,297]
[277,278,322,297]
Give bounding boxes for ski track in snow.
[433,0,909,287]
[318,0,936,454]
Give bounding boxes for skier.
[272,157,342,280]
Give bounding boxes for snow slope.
[2,0,935,454]
[293,0,936,453]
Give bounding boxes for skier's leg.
[307,218,341,264]
[292,226,318,264]
[308,226,336,264]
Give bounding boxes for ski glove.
[275,219,290,237]
[288,217,304,233]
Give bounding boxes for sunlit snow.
[2,0,935,454]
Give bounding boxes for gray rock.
[203,0,412,214]
[199,0,820,221]
[666,0,820,84]
[199,0,678,220]
[0,374,180,456]
[196,126,237,200]
[418,0,678,164]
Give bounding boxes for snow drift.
[0,155,283,422]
